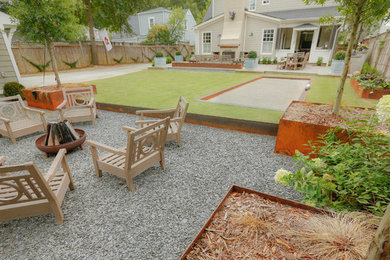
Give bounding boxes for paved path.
[21,63,150,88]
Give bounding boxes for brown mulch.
[29,83,91,92]
[185,192,376,259]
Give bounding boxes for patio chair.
[135,96,189,147]
[297,52,310,69]
[0,95,47,144]
[0,149,75,224]
[86,117,170,191]
[57,86,97,126]
[285,53,298,70]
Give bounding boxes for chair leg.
[51,204,64,225]
[160,151,166,170]
[125,174,136,192]
[90,147,102,177]
[10,136,16,144]
[177,134,182,147]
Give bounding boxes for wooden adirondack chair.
[0,95,46,144]
[135,96,189,147]
[0,149,75,224]
[57,86,97,126]
[297,52,310,69]
[86,117,170,191]
[285,53,298,70]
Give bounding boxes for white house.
[112,7,197,45]
[194,0,342,63]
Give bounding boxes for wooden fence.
[366,30,390,80]
[11,41,195,74]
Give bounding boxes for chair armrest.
[136,108,176,115]
[44,149,67,183]
[86,140,126,156]
[122,126,138,132]
[87,97,95,107]
[134,120,158,125]
[0,116,10,123]
[23,106,45,115]
[57,100,67,110]
[170,117,182,123]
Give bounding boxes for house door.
[298,31,313,51]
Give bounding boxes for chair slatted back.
[0,95,27,121]
[174,96,189,121]
[125,118,170,172]
[62,86,94,108]
[0,163,56,206]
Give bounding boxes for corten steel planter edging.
[96,102,278,136]
[350,77,390,99]
[172,62,243,69]
[35,129,86,156]
[23,84,97,111]
[180,185,332,259]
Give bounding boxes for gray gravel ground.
[0,110,300,259]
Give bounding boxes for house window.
[262,0,270,5]
[317,26,332,49]
[248,0,256,11]
[262,29,274,54]
[148,17,155,29]
[279,28,293,50]
[202,32,212,54]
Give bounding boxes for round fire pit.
[35,129,86,157]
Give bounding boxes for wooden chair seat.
[0,95,46,144]
[0,149,75,224]
[86,118,170,191]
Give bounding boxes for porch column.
[310,28,320,52]
[290,30,298,52]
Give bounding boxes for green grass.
[88,70,378,124]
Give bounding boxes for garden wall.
[11,41,194,74]
[366,31,390,80]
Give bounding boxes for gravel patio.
[0,110,299,259]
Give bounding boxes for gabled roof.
[138,7,171,15]
[203,3,213,23]
[259,6,340,20]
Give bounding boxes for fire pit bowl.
[35,129,86,157]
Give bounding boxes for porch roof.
[259,6,340,20]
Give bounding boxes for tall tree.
[167,8,186,43]
[304,0,390,114]
[9,0,84,88]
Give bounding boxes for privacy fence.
[366,31,390,80]
[11,41,195,74]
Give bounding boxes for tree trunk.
[84,0,98,65]
[47,42,61,88]
[333,0,366,114]
[366,204,390,260]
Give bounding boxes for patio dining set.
[0,88,189,224]
[278,52,310,70]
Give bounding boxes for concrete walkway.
[21,63,150,88]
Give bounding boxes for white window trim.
[248,0,256,11]
[262,0,270,5]
[260,28,276,55]
[202,31,212,55]
[148,17,155,29]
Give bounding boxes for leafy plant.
[152,60,155,67]
[131,57,140,63]
[247,51,257,59]
[155,51,164,58]
[354,64,388,90]
[334,51,346,60]
[113,56,124,64]
[316,57,323,66]
[273,58,278,64]
[166,57,172,64]
[361,62,380,75]
[3,82,25,99]
[176,51,182,56]
[23,57,51,72]
[267,58,272,64]
[262,57,268,64]
[63,60,78,68]
[275,113,390,216]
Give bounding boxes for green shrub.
[247,51,257,59]
[3,82,25,99]
[152,60,155,67]
[155,51,164,58]
[273,58,278,64]
[316,57,323,66]
[175,51,182,56]
[328,60,332,66]
[166,57,172,64]
[361,62,380,75]
[334,51,346,60]
[262,57,267,64]
[275,114,390,216]
[267,58,272,64]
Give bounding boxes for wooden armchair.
[0,95,46,144]
[297,52,310,69]
[135,96,189,147]
[285,53,298,70]
[0,149,75,224]
[57,86,97,126]
[86,118,170,191]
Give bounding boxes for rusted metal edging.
[96,102,279,136]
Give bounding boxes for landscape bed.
[350,77,390,99]
[181,185,376,259]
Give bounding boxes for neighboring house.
[112,7,197,45]
[194,0,342,63]
[0,11,21,93]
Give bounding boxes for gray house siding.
[0,31,19,93]
[138,11,169,36]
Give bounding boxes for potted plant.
[244,51,259,70]
[331,50,346,75]
[174,51,183,63]
[154,51,166,67]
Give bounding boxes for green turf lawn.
[88,70,378,124]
